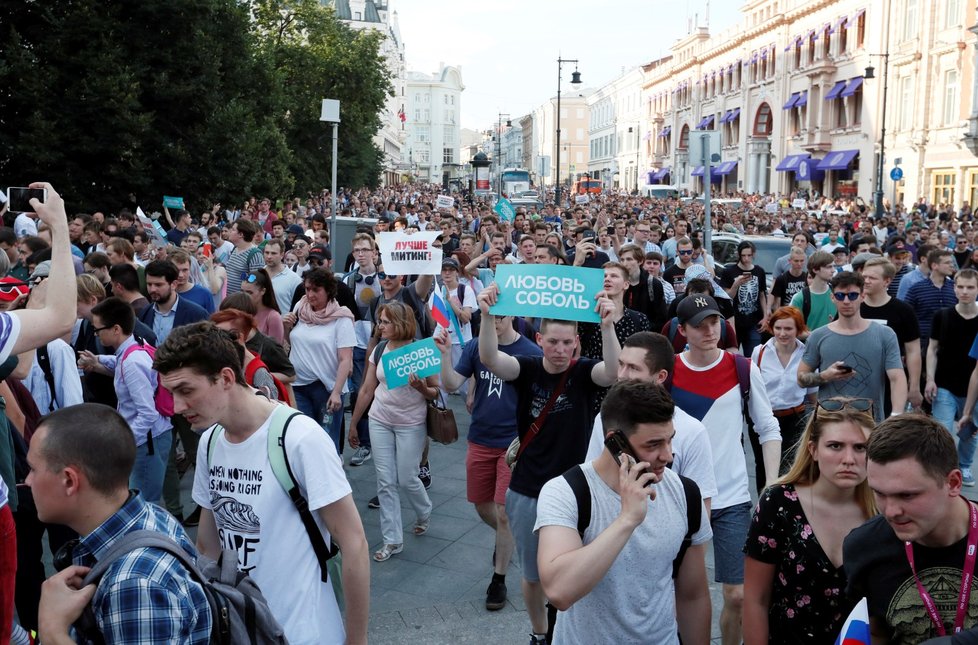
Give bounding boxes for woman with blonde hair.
[743,398,877,645]
[349,300,437,562]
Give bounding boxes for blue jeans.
[294,381,344,455]
[348,346,370,449]
[131,429,173,505]
[932,387,978,469]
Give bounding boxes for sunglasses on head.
[0,281,28,294]
[832,291,860,301]
[813,397,874,425]
[240,273,261,283]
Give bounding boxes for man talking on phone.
[535,380,712,644]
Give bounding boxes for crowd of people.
[0,180,977,645]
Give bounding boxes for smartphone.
[6,187,46,214]
[604,430,654,488]
[201,242,212,257]
[838,363,854,373]
[582,229,596,240]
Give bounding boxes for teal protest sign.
[381,337,442,389]
[490,264,603,323]
[163,195,185,209]
[493,198,515,222]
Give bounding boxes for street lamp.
[320,98,340,259]
[865,56,890,220]
[496,112,511,197]
[555,57,582,208]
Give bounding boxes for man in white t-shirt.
[585,331,717,511]
[536,380,712,644]
[156,322,369,645]
[264,238,302,314]
[430,258,477,393]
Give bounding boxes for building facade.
[637,0,976,209]
[325,0,406,186]
[403,65,465,186]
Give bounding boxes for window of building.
[417,150,430,163]
[856,12,866,48]
[944,69,959,126]
[898,76,913,131]
[838,21,848,53]
[575,151,583,164]
[823,27,831,60]
[808,33,816,65]
[969,170,978,209]
[414,109,421,122]
[355,12,361,20]
[443,148,454,164]
[445,109,455,124]
[849,83,862,126]
[576,108,584,119]
[945,0,962,29]
[576,128,584,141]
[416,126,430,142]
[753,103,772,136]
[794,40,803,69]
[932,170,955,204]
[679,125,690,149]
[902,0,917,42]
[443,126,454,143]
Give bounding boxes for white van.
[641,185,680,199]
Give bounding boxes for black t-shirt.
[246,331,295,378]
[772,271,808,307]
[844,514,978,644]
[719,264,767,322]
[509,356,600,498]
[662,263,691,295]
[860,298,921,358]
[578,309,650,360]
[931,307,978,396]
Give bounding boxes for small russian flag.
[430,289,451,329]
[834,598,871,645]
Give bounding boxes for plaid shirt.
[72,492,212,644]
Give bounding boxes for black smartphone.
[604,430,654,488]
[6,187,46,214]
[838,363,854,373]
[582,229,596,240]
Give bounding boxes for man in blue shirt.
[32,404,211,644]
[905,248,958,355]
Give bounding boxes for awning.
[691,166,704,177]
[806,29,816,41]
[817,149,860,171]
[840,77,864,97]
[783,92,800,109]
[691,166,721,181]
[825,80,847,100]
[846,9,865,27]
[713,161,738,176]
[776,153,811,172]
[795,91,809,107]
[696,115,715,129]
[652,168,671,181]
[720,107,741,123]
[659,125,672,137]
[829,16,846,33]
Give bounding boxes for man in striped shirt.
[904,248,958,356]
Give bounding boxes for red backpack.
[120,340,174,417]
[244,357,290,403]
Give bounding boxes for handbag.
[426,392,458,445]
[506,359,577,469]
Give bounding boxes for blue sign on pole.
[493,198,515,222]
[163,195,185,210]
[489,264,604,323]
[381,338,441,389]
[889,167,903,182]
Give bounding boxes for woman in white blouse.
[752,306,817,474]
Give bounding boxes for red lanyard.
[904,500,978,635]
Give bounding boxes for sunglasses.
[377,272,398,280]
[0,281,28,294]
[813,397,874,425]
[832,291,861,302]
[678,249,693,255]
[353,273,376,285]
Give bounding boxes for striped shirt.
[224,245,265,294]
[72,493,211,644]
[904,277,957,343]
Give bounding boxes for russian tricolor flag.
[835,598,871,645]
[430,289,452,329]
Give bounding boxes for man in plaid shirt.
[31,404,211,644]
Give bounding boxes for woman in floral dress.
[743,398,877,644]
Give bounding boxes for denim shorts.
[505,488,541,582]
[711,501,752,584]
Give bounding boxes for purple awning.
[783,92,801,109]
[795,91,809,107]
[817,149,860,170]
[776,153,811,172]
[713,161,738,176]
[840,77,864,97]
[825,80,847,100]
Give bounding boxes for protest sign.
[435,195,455,210]
[792,198,807,209]
[382,338,441,389]
[494,198,515,222]
[136,207,168,247]
[764,203,778,213]
[490,264,603,323]
[377,231,443,275]
[163,195,185,210]
[575,194,590,205]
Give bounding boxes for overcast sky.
[395,0,743,131]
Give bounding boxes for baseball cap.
[29,260,51,283]
[832,246,848,255]
[442,258,460,270]
[308,245,332,261]
[0,277,29,303]
[677,294,722,326]
[286,224,304,235]
[885,243,910,256]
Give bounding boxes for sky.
[395,0,743,132]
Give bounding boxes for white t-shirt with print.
[192,410,351,645]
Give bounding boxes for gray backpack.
[77,530,288,644]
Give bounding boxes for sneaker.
[964,468,976,487]
[418,463,431,489]
[486,578,507,610]
[182,506,201,527]
[529,634,547,645]
[367,496,380,509]
[350,446,372,467]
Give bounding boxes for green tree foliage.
[0,0,391,212]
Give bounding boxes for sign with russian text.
[435,195,455,210]
[575,194,590,205]
[377,231,443,275]
[136,207,168,248]
[792,198,807,209]
[490,264,603,323]
[163,195,185,210]
[493,197,515,222]
[765,203,778,213]
[382,337,441,389]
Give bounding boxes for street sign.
[688,131,722,167]
[890,167,903,181]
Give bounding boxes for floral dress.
[744,484,857,644]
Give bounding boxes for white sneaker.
[350,446,372,467]
[963,468,976,487]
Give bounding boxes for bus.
[573,178,602,195]
[500,168,531,196]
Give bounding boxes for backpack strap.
[671,475,702,579]
[266,405,339,583]
[372,339,389,365]
[561,465,591,539]
[733,354,753,429]
[667,317,679,344]
[35,344,57,412]
[755,345,767,368]
[802,287,812,321]
[82,530,205,588]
